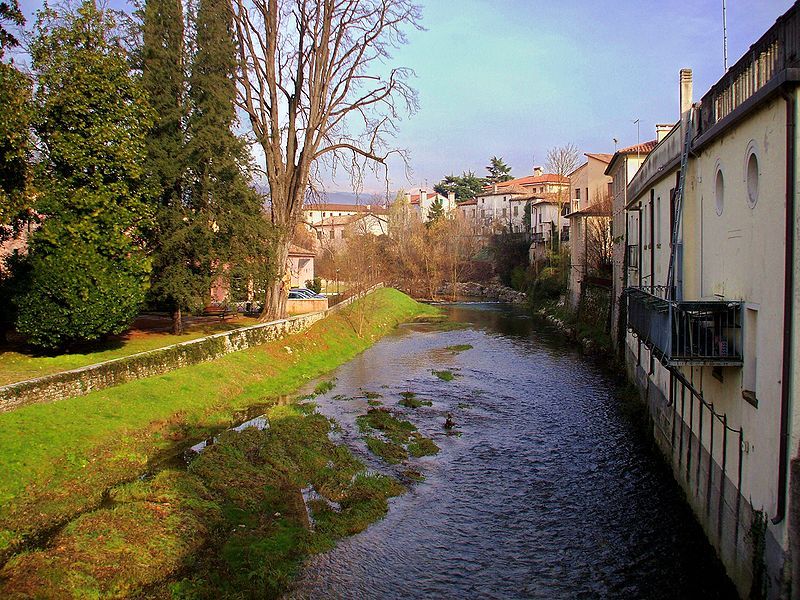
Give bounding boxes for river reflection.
[287,302,737,599]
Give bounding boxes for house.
[312,212,389,248]
[403,188,456,222]
[528,197,569,263]
[302,202,387,226]
[605,138,659,347]
[615,8,800,593]
[565,153,614,309]
[288,244,315,287]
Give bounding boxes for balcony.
[697,2,800,136]
[625,287,743,366]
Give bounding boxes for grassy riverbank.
[0,288,438,576]
[0,315,261,386]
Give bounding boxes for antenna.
[722,0,729,71]
[613,138,618,151]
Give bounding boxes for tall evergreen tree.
[186,0,271,297]
[426,197,445,226]
[141,0,204,334]
[0,0,31,238]
[15,1,153,349]
[434,171,485,202]
[485,156,513,184]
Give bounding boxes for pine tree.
[141,0,205,334]
[426,197,445,225]
[485,156,513,184]
[434,171,485,202]
[186,0,272,299]
[15,1,153,349]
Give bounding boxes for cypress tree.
[15,1,153,349]
[185,0,273,304]
[142,0,207,334]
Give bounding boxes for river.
[286,302,738,599]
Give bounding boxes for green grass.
[312,379,336,396]
[0,405,404,599]
[0,288,438,564]
[0,316,261,387]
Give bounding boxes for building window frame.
[714,160,725,216]
[744,140,760,209]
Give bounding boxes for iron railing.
[626,287,743,366]
[697,2,800,134]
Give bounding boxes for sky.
[15,0,797,198]
[363,0,796,195]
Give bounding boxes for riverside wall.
[0,285,382,412]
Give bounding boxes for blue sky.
[365,0,796,194]
[15,0,796,196]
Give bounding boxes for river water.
[286,302,737,599]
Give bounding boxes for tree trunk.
[259,235,291,322]
[172,305,183,335]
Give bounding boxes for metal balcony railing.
[625,287,743,366]
[697,2,800,134]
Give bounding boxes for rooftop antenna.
[613,138,619,151]
[723,0,729,70]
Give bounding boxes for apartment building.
[614,7,800,593]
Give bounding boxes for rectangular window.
[575,188,581,199]
[656,196,662,245]
[513,206,518,216]
[481,209,485,218]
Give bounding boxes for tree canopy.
[485,156,513,184]
[434,171,485,202]
[15,2,153,349]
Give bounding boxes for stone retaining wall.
[0,284,383,412]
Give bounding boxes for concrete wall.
[0,285,382,413]
[286,297,328,315]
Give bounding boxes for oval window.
[746,152,759,208]
[715,169,725,216]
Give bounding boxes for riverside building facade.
[614,6,800,595]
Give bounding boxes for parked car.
[289,287,325,299]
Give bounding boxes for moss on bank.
[0,405,404,599]
[357,408,439,464]
[0,288,437,566]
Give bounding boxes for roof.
[303,203,387,214]
[604,139,658,176]
[568,205,612,218]
[494,174,569,188]
[408,191,447,205]
[458,199,478,206]
[585,153,614,163]
[288,244,315,257]
[313,213,388,227]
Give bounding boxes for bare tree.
[545,143,580,254]
[230,0,421,320]
[584,192,613,277]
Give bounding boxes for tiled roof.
[496,174,570,187]
[288,244,316,257]
[458,199,478,206]
[408,191,447,205]
[618,140,657,154]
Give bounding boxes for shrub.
[305,276,322,294]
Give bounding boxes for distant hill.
[252,185,391,206]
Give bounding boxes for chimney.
[493,183,497,194]
[447,191,455,206]
[533,166,543,177]
[655,124,673,143]
[680,68,693,119]
[420,189,427,205]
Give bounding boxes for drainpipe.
[774,89,796,525]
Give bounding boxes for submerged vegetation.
[399,391,433,409]
[357,408,439,464]
[444,344,473,353]
[432,369,456,382]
